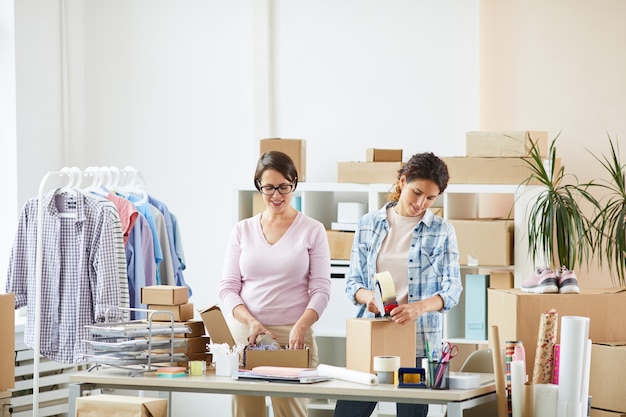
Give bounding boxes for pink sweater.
[219,212,331,325]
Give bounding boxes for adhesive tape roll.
[373,356,401,372]
[374,271,396,300]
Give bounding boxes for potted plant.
[520,134,626,287]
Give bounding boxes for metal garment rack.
[31,166,145,417]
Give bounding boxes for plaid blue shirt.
[345,202,462,357]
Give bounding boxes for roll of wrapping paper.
[532,308,559,384]
[506,340,524,417]
[490,325,508,417]
[317,364,379,385]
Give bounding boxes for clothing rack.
[31,166,144,417]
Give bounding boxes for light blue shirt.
[345,202,462,357]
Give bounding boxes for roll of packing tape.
[374,271,396,301]
[374,356,400,385]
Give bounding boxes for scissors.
[440,342,458,363]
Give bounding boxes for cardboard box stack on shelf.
[327,202,366,260]
[338,148,404,184]
[141,285,211,366]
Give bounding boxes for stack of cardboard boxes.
[141,285,211,367]
[337,148,403,184]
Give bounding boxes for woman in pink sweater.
[219,151,331,417]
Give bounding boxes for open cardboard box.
[199,304,309,369]
[75,394,167,417]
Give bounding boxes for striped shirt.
[6,190,120,363]
[345,202,462,357]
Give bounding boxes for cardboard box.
[346,318,416,374]
[0,294,14,391]
[199,305,309,369]
[589,342,626,413]
[326,230,355,260]
[366,148,403,162]
[148,303,194,322]
[449,219,514,266]
[337,162,403,184]
[141,285,189,305]
[488,288,626,377]
[442,157,561,185]
[75,394,167,417]
[153,320,205,339]
[260,138,306,182]
[466,131,548,158]
[488,270,514,289]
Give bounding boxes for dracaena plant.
[588,135,626,286]
[519,134,599,275]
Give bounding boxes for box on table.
[488,288,626,377]
[148,303,194,322]
[488,270,514,289]
[465,274,490,340]
[260,138,306,182]
[337,162,403,184]
[449,219,513,266]
[366,148,403,162]
[465,131,548,158]
[0,294,14,391]
[589,342,626,413]
[326,230,355,260]
[442,157,561,185]
[141,285,189,305]
[346,318,416,374]
[75,394,167,417]
[199,305,309,369]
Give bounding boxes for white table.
[68,369,496,417]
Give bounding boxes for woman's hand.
[389,302,424,324]
[288,325,307,350]
[356,288,381,315]
[247,319,273,346]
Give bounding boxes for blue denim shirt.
[345,202,462,357]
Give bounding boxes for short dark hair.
[254,151,299,192]
[388,152,449,201]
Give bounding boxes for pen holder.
[214,354,239,377]
[428,360,450,390]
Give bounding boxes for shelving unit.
[233,181,540,345]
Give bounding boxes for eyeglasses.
[258,184,294,196]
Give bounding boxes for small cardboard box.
[148,303,194,322]
[589,342,626,413]
[141,285,189,305]
[346,318,416,374]
[337,162,403,184]
[488,288,626,377]
[0,294,14,391]
[199,305,309,369]
[465,131,548,158]
[153,320,205,339]
[442,157,561,185]
[260,138,306,182]
[449,219,514,266]
[75,394,167,417]
[488,270,514,289]
[366,148,403,162]
[326,230,355,260]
